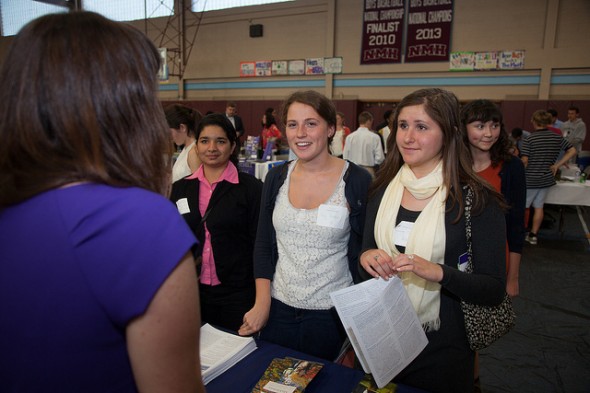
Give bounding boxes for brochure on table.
[200,324,257,385]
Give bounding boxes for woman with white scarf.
[359,89,507,393]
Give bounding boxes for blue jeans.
[260,298,346,361]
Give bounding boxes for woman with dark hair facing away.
[0,12,205,393]
[170,113,263,332]
[329,111,352,158]
[239,90,372,360]
[166,103,203,182]
[461,99,526,297]
[359,88,507,393]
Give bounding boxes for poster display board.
[360,0,405,65]
[405,0,454,63]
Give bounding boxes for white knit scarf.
[375,161,447,331]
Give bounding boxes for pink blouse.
[191,162,239,285]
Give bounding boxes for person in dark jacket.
[359,89,507,393]
[170,113,262,332]
[461,99,526,297]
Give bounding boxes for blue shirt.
[0,183,196,392]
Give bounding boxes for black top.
[360,185,506,393]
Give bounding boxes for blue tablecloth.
[205,339,362,392]
[205,339,430,393]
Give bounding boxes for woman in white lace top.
[239,91,371,360]
[166,104,203,183]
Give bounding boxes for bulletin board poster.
[255,60,272,76]
[449,51,474,71]
[288,60,305,75]
[499,50,525,70]
[272,60,289,75]
[405,0,453,63]
[324,57,343,74]
[360,0,405,64]
[474,51,498,70]
[240,61,256,77]
[305,58,325,75]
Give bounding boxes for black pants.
[199,283,255,333]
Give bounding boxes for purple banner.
[405,0,453,63]
[361,0,405,65]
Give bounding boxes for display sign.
[360,0,405,65]
[405,0,453,63]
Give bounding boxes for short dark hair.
[547,108,558,118]
[511,127,524,138]
[358,111,373,124]
[568,106,580,114]
[0,12,169,206]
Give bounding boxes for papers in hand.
[330,277,428,388]
[200,324,257,385]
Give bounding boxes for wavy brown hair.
[372,88,497,220]
[280,90,337,152]
[0,12,170,207]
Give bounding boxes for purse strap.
[463,185,474,274]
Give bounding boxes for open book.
[200,324,257,385]
[330,277,428,388]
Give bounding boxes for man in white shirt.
[343,111,384,178]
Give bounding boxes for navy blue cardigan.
[253,161,372,284]
[499,157,526,254]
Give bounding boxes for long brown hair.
[372,88,495,220]
[0,12,170,206]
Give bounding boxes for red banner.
[405,0,453,63]
[360,0,405,65]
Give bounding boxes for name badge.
[316,204,348,229]
[176,198,190,215]
[394,221,414,247]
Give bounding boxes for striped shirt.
[521,129,572,188]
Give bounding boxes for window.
[1,0,67,36]
[0,0,174,37]
[83,0,173,22]
[191,0,294,12]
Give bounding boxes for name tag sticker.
[262,381,297,393]
[394,221,414,247]
[458,252,469,272]
[317,204,348,229]
[176,198,190,215]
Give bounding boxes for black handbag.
[460,185,516,351]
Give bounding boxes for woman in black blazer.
[170,113,263,332]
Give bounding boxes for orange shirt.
[477,163,510,272]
